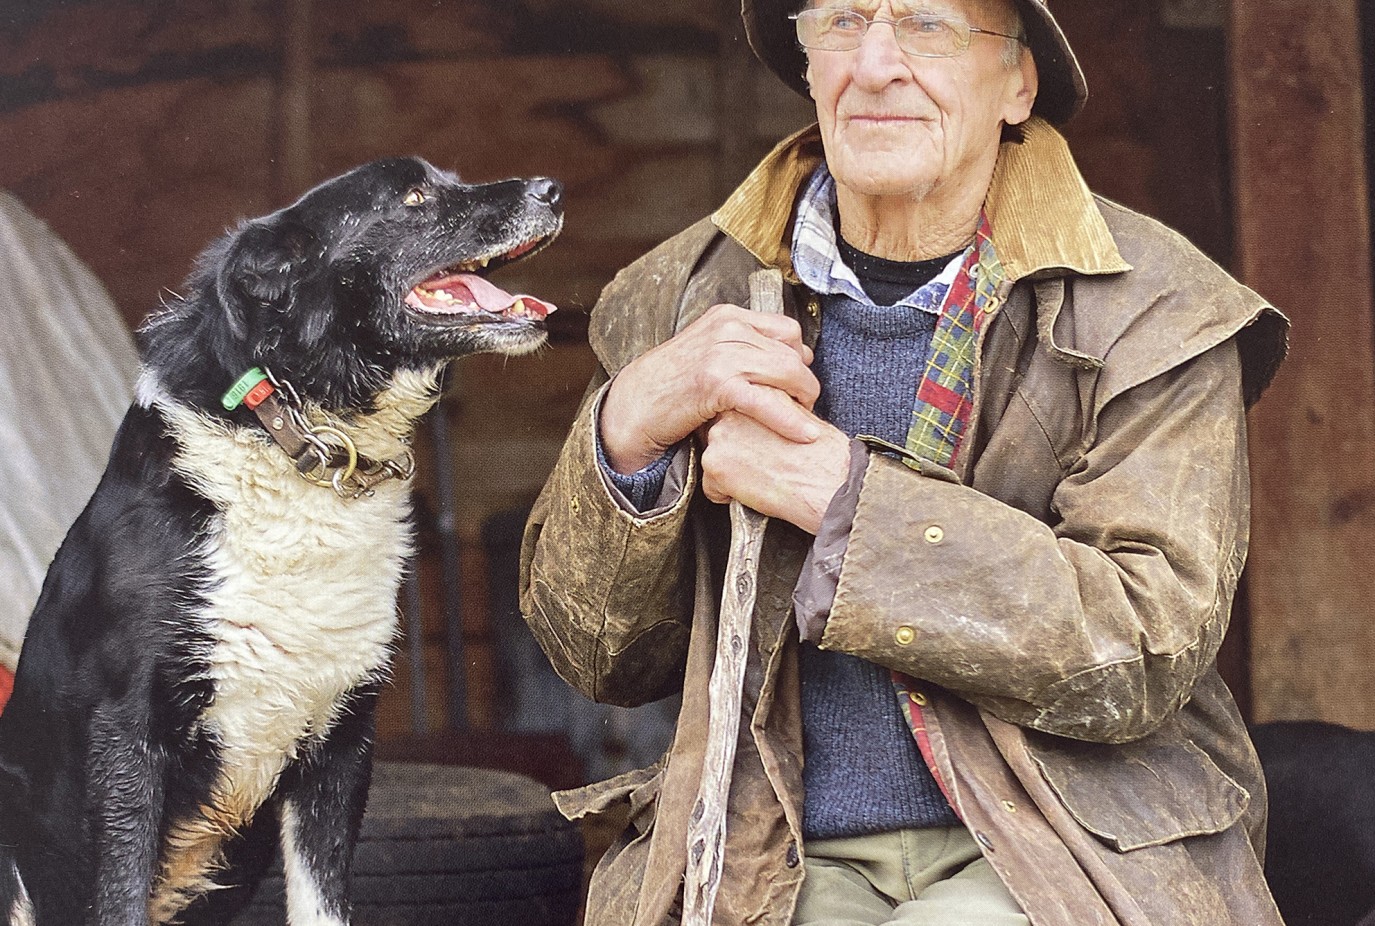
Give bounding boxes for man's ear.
[216,219,316,334]
[1001,48,1039,126]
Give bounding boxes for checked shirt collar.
[790,164,965,316]
[789,163,1003,469]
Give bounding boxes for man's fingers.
[704,352,819,418]
[601,304,816,470]
[722,384,822,444]
[701,410,852,532]
[701,303,809,359]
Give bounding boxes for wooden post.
[715,0,758,202]
[275,0,314,203]
[1229,0,1375,729]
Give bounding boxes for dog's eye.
[403,188,428,207]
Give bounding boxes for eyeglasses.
[791,8,1027,58]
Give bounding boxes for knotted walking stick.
[682,268,785,926]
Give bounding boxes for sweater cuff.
[792,439,869,643]
[596,437,679,512]
[592,388,687,515]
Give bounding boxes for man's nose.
[851,19,910,88]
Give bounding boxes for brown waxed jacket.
[519,118,1290,926]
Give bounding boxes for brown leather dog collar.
[222,367,415,499]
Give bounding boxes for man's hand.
[700,409,852,535]
[599,303,821,473]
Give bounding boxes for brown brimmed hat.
[742,0,1088,125]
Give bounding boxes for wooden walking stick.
[682,268,786,926]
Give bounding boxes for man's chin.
[830,158,938,201]
[826,129,941,198]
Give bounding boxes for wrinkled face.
[803,0,1036,203]
[158,157,564,411]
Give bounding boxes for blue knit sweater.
[600,237,964,838]
[798,238,961,838]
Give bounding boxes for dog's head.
[141,157,563,413]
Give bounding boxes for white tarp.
[0,191,138,670]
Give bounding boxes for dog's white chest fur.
[138,370,437,920]
[195,459,407,795]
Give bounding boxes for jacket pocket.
[553,758,665,835]
[1026,729,1250,852]
[555,761,668,926]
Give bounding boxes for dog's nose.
[526,177,563,210]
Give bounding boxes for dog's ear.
[216,218,317,334]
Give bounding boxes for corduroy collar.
[711,116,1131,285]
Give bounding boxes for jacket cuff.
[536,381,696,601]
[792,438,869,643]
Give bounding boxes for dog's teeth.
[511,299,526,316]
[479,257,490,268]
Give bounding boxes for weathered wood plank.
[275,0,315,202]
[1229,0,1375,729]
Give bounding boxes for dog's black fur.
[0,157,562,925]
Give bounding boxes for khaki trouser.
[793,827,1030,926]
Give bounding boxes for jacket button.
[895,626,916,646]
[909,690,928,706]
[924,526,944,544]
[786,841,800,868]
[1001,800,1017,813]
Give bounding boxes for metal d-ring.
[296,424,360,489]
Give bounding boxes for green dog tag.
[222,367,269,410]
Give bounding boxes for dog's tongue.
[462,274,554,316]
[411,271,555,320]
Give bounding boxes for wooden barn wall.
[0,1,1261,739]
[1230,0,1375,732]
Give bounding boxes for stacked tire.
[235,762,584,925]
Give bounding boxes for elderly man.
[520,0,1289,923]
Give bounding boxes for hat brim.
[742,0,1088,126]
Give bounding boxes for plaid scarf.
[890,217,1006,815]
[905,211,1004,468]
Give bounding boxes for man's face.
[804,0,1037,203]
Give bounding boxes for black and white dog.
[0,158,562,925]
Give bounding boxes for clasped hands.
[599,304,852,534]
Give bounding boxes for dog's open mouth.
[405,237,557,323]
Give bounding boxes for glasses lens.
[796,8,869,50]
[894,14,964,57]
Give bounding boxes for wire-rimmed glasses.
[791,8,1027,58]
